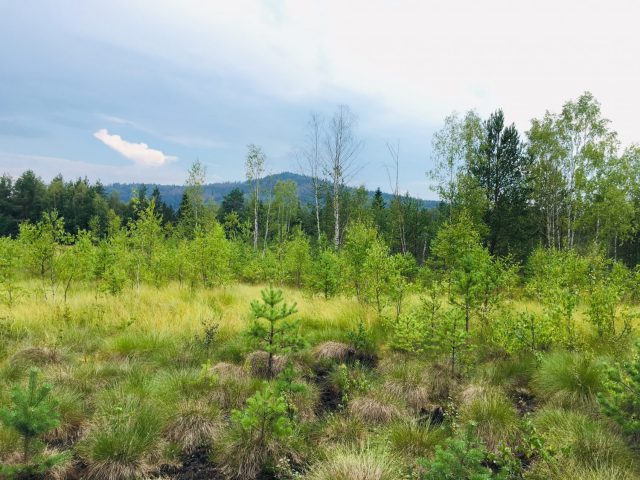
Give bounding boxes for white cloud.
[93,129,176,166]
[0,151,218,185]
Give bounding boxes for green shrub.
[246,286,303,379]
[598,342,640,436]
[417,428,496,479]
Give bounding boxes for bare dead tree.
[324,105,362,249]
[385,140,407,253]
[298,113,324,242]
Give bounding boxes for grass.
[305,446,402,480]
[530,407,638,478]
[0,280,638,478]
[457,385,519,451]
[532,351,606,408]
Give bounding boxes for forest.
[0,92,639,479]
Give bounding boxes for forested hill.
[105,172,439,210]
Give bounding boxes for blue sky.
[1,0,639,199]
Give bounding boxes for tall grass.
[532,352,605,408]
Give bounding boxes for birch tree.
[324,105,361,249]
[300,113,324,242]
[245,144,266,250]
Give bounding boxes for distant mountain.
[105,172,439,210]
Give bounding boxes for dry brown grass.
[165,401,223,452]
[209,361,246,378]
[348,397,404,425]
[245,350,287,378]
[10,346,61,367]
[314,341,354,363]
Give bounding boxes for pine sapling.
[0,368,67,474]
[247,286,302,378]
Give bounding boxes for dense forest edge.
[0,92,639,479]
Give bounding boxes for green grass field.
[0,282,638,479]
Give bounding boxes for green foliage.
[533,352,605,407]
[435,307,470,375]
[247,286,302,378]
[219,386,296,479]
[231,387,293,440]
[0,237,20,306]
[526,247,590,347]
[346,319,375,353]
[418,427,497,480]
[308,246,341,299]
[274,364,309,420]
[598,342,640,436]
[491,310,555,354]
[389,311,428,357]
[0,368,66,474]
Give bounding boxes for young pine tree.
[598,342,640,437]
[247,286,303,378]
[0,368,67,475]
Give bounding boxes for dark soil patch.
[313,364,344,413]
[511,387,537,416]
[159,447,222,480]
[418,405,445,426]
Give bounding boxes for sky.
[1,0,639,199]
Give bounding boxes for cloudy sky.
[1,0,639,198]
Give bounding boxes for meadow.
[0,277,638,479]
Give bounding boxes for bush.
[598,342,640,437]
[417,428,496,480]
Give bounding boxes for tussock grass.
[457,384,519,451]
[318,414,369,448]
[0,280,637,478]
[78,393,169,480]
[305,446,402,480]
[532,352,605,408]
[384,421,448,460]
[348,396,405,425]
[165,400,223,453]
[533,407,637,474]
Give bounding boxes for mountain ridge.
[105,171,439,210]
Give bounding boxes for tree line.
[3,92,640,269]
